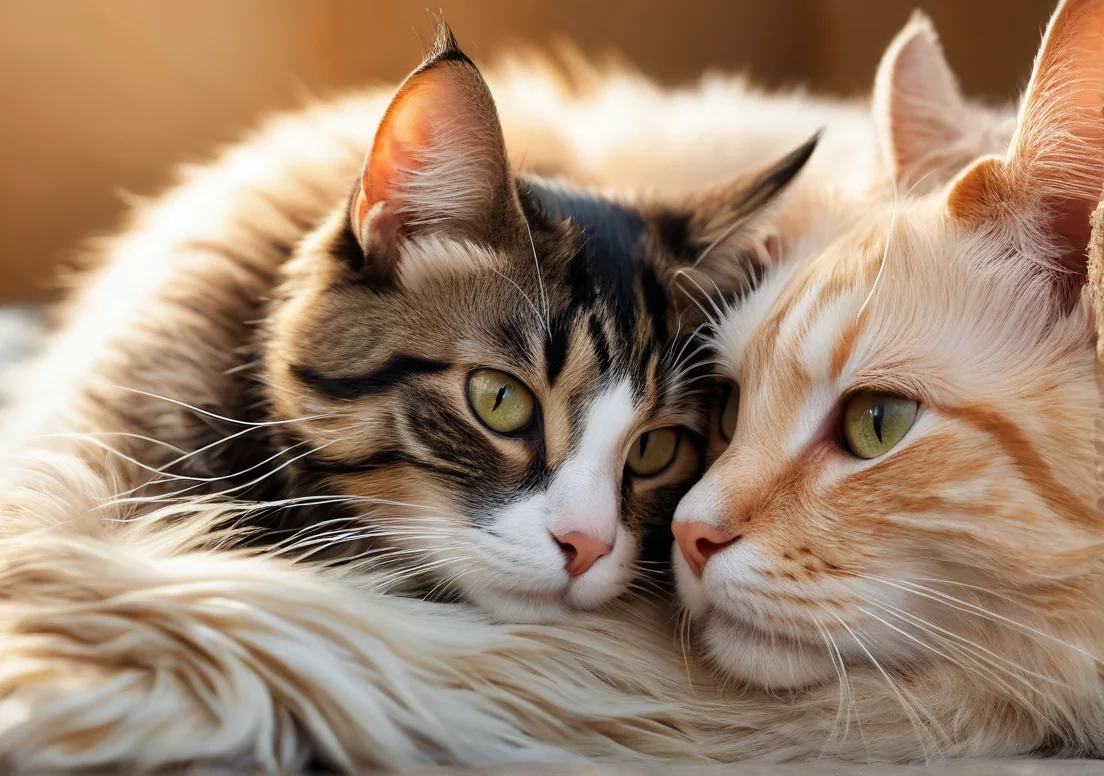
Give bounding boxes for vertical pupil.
[638,431,651,457]
[492,384,507,412]
[872,403,885,442]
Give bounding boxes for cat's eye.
[843,391,918,459]
[468,369,536,434]
[720,382,740,441]
[626,427,679,477]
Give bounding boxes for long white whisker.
[860,574,1104,666]
[522,215,552,341]
[104,384,327,427]
[857,190,895,320]
[821,605,943,760]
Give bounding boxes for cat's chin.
[468,577,630,624]
[674,552,836,689]
[700,612,839,690]
[468,586,570,624]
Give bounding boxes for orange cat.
[675,0,1103,756]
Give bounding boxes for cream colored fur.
[0,445,1063,770]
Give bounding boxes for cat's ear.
[350,22,519,281]
[672,133,819,291]
[872,12,971,190]
[946,0,1104,309]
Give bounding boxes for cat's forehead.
[714,215,886,381]
[310,184,696,412]
[516,178,648,311]
[714,196,1079,419]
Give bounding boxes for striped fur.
[255,25,819,622]
[0,12,1061,771]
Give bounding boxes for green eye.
[626,427,679,476]
[843,391,918,459]
[468,369,535,434]
[720,382,739,441]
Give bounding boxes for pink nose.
[554,531,612,577]
[672,521,739,576]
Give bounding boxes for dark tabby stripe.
[587,314,612,374]
[292,355,450,400]
[654,211,691,261]
[523,180,644,315]
[639,264,669,342]
[545,314,572,384]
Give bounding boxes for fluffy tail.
[0,449,718,771]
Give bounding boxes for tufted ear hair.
[350,22,523,285]
[946,0,1104,311]
[663,133,820,293]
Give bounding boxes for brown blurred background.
[0,0,1054,303]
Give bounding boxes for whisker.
[859,574,1104,666]
[820,605,944,760]
[522,214,552,341]
[860,601,1067,731]
[104,384,328,428]
[857,188,895,320]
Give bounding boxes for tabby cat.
[673,0,1104,755]
[1,25,817,624]
[257,26,822,621]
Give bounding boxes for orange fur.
[676,0,1104,758]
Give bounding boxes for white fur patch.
[548,380,636,543]
[672,470,728,531]
[396,234,502,291]
[801,291,860,384]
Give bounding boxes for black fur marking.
[304,447,475,484]
[333,220,400,292]
[495,319,535,367]
[418,20,475,72]
[292,355,449,400]
[524,180,644,315]
[640,263,669,342]
[633,344,656,398]
[517,449,553,493]
[404,388,505,473]
[655,211,691,260]
[740,131,821,211]
[565,249,595,310]
[587,313,612,374]
[545,313,572,385]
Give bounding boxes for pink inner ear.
[362,78,450,210]
[351,76,454,254]
[350,54,513,261]
[876,14,966,184]
[1048,197,1094,305]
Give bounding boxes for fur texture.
[675,0,1103,760]
[0,12,1058,773]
